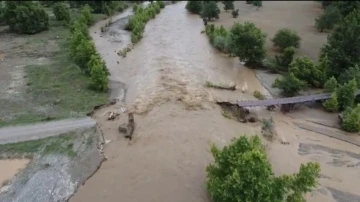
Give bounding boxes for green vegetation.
[0,133,78,158]
[323,92,339,112]
[185,1,203,14]
[273,73,308,97]
[252,0,263,9]
[342,104,360,132]
[336,79,358,110]
[3,2,49,34]
[272,28,301,51]
[324,76,338,92]
[126,2,165,44]
[53,2,71,24]
[315,5,341,32]
[207,135,320,202]
[223,1,234,12]
[201,1,220,20]
[289,57,325,88]
[230,22,267,66]
[231,9,239,18]
[253,90,266,100]
[205,24,231,53]
[205,81,235,90]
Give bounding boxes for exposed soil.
[71,2,360,202]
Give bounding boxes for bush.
[323,92,339,112]
[315,5,341,32]
[324,76,338,92]
[223,1,234,11]
[4,2,49,34]
[231,9,239,18]
[206,135,320,202]
[81,4,94,26]
[289,56,325,88]
[252,0,263,9]
[201,1,220,20]
[157,1,165,9]
[253,90,265,100]
[70,18,90,39]
[275,46,296,70]
[272,28,301,51]
[73,39,97,73]
[205,25,232,53]
[336,79,358,110]
[320,9,360,78]
[342,105,360,132]
[53,3,70,23]
[185,1,203,14]
[89,60,109,92]
[338,65,360,87]
[230,22,266,66]
[273,73,308,97]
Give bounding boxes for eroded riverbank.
[72,2,360,202]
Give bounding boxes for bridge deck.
[237,90,360,107]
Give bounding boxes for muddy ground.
[0,10,108,127]
[0,126,105,202]
[70,2,360,202]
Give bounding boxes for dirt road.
[0,117,96,144]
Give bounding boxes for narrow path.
[0,117,96,144]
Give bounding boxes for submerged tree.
[223,1,234,12]
[201,1,220,20]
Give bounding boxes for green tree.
[338,65,360,87]
[320,9,360,78]
[324,76,338,92]
[273,73,308,97]
[89,61,109,92]
[315,5,341,32]
[81,4,94,26]
[275,46,296,70]
[272,28,301,51]
[157,1,165,9]
[231,9,239,18]
[73,39,97,73]
[252,1,262,9]
[4,2,49,34]
[336,79,358,110]
[342,105,360,132]
[206,135,320,202]
[185,1,203,14]
[223,1,234,12]
[323,92,339,112]
[289,57,325,88]
[53,2,70,23]
[333,1,360,18]
[201,1,220,20]
[230,22,267,66]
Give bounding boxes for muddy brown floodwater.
[71,2,360,202]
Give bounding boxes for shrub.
[338,65,360,87]
[53,3,70,23]
[231,9,239,18]
[273,73,308,97]
[324,76,338,92]
[336,79,358,110]
[223,1,234,11]
[73,39,97,73]
[81,4,94,26]
[185,1,203,14]
[201,1,220,20]
[289,56,325,88]
[320,9,360,78]
[253,90,266,100]
[252,0,263,9]
[4,2,49,34]
[89,60,109,92]
[133,4,139,12]
[315,5,341,32]
[272,28,301,51]
[157,1,165,9]
[230,22,266,66]
[323,92,339,112]
[342,105,360,132]
[275,46,296,70]
[206,135,320,202]
[70,18,90,39]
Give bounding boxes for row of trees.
[186,1,263,21]
[68,5,109,92]
[207,135,320,202]
[126,1,165,44]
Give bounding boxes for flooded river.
[71,2,360,202]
